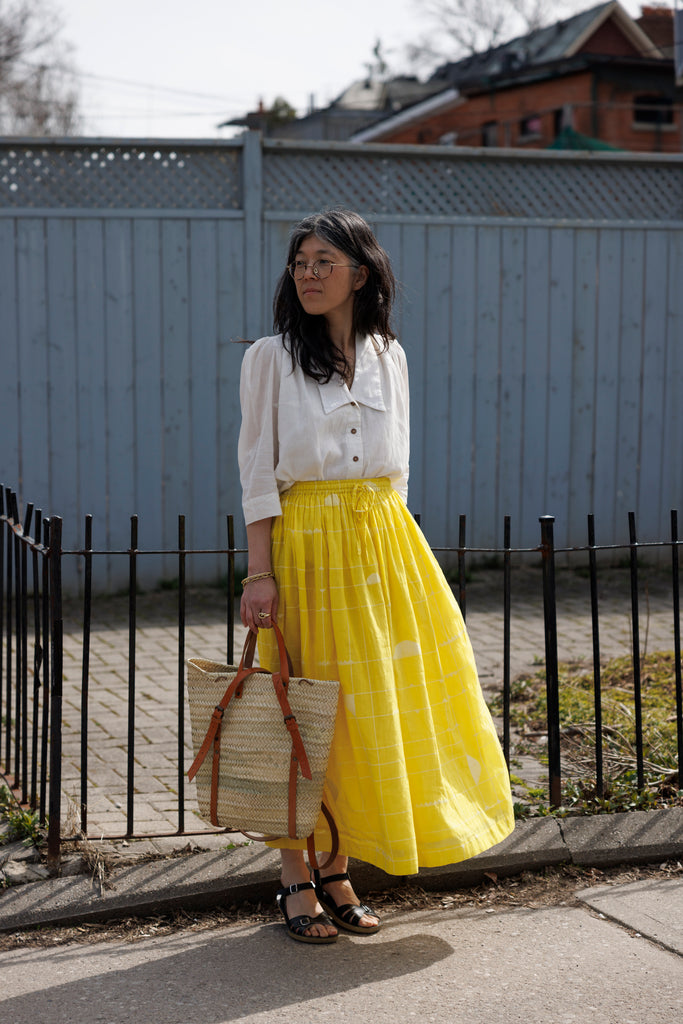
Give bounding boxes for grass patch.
[0,785,45,847]
[490,651,683,816]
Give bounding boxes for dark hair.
[273,208,396,384]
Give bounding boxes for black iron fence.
[1,483,681,868]
[0,489,63,869]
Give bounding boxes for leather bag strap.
[187,661,261,781]
[271,671,311,781]
[307,803,340,871]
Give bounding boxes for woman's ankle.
[280,848,310,886]
[315,853,348,880]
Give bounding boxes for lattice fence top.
[1,138,681,219]
[263,147,683,221]
[0,142,242,209]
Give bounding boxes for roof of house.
[332,75,444,113]
[429,1,661,92]
[224,76,445,140]
[352,1,667,142]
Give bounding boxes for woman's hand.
[240,576,279,633]
[241,517,277,632]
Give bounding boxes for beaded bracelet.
[241,570,275,586]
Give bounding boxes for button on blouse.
[238,333,410,525]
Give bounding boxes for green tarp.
[547,126,621,151]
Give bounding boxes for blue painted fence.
[1,136,681,589]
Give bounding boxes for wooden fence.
[1,135,682,589]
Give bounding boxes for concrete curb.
[1,807,682,933]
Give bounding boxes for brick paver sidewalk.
[57,566,678,839]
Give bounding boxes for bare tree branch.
[0,0,80,134]
[406,0,585,74]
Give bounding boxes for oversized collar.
[317,335,387,415]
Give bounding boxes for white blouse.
[238,333,410,525]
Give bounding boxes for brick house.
[352,2,682,152]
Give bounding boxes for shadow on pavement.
[0,922,453,1024]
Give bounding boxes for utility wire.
[79,109,237,120]
[13,58,248,106]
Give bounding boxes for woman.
[238,208,514,944]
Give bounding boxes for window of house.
[518,113,542,140]
[481,121,498,147]
[553,109,564,138]
[633,94,674,127]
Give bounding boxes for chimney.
[636,5,674,56]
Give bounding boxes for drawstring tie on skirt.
[352,481,378,516]
[351,483,378,561]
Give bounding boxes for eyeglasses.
[287,259,358,281]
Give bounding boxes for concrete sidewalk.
[0,866,681,1024]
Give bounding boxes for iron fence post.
[227,514,235,664]
[80,515,93,835]
[628,511,645,791]
[540,515,562,808]
[0,486,5,768]
[20,503,33,803]
[47,516,63,872]
[12,492,21,787]
[39,518,51,825]
[458,515,467,622]
[502,515,511,768]
[671,510,682,781]
[30,508,43,810]
[587,514,604,797]
[4,492,11,769]
[126,515,138,837]
[177,514,186,834]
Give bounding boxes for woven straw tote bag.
[187,624,339,847]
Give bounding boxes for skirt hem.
[265,812,515,877]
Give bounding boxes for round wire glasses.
[287,259,358,280]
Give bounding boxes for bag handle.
[187,625,308,784]
[264,622,294,684]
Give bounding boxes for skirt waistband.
[283,478,391,495]
[280,478,394,515]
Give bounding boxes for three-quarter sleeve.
[394,343,410,503]
[238,337,285,525]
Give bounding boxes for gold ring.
[258,610,269,619]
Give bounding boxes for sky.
[54,0,651,139]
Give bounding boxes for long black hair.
[273,208,396,384]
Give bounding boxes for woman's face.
[291,234,367,325]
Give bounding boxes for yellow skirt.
[257,479,514,875]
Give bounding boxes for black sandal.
[313,870,381,935]
[276,881,338,944]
